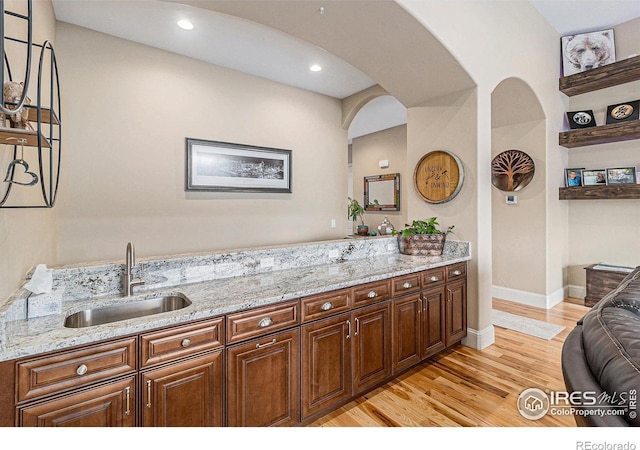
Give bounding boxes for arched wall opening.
[491,77,548,306]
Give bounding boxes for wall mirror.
[364,173,400,211]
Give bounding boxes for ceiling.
[51,0,640,140]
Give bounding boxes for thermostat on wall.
[506,194,518,205]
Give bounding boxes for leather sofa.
[561,267,640,427]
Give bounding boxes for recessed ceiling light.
[177,19,194,30]
[310,64,322,72]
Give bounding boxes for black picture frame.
[185,138,292,193]
[606,167,637,185]
[605,100,640,124]
[567,110,596,129]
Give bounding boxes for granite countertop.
[0,250,470,362]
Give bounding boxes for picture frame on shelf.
[561,29,615,77]
[605,100,640,124]
[606,167,637,185]
[185,138,292,193]
[567,110,596,129]
[565,168,584,187]
[581,169,607,186]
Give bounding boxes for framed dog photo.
[581,169,607,186]
[605,100,640,124]
[561,29,615,76]
[565,168,584,187]
[606,167,637,185]
[567,110,596,129]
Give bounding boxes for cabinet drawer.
[352,280,391,307]
[422,267,446,287]
[391,273,421,296]
[446,263,467,281]
[301,289,351,323]
[226,300,299,344]
[140,318,224,368]
[17,337,137,403]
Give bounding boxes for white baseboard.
[492,285,566,309]
[462,325,495,350]
[568,284,586,300]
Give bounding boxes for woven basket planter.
[397,233,446,256]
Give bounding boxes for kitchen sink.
[64,294,192,328]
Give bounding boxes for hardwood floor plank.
[308,299,589,427]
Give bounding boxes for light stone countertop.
[1,252,470,362]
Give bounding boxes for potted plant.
[347,197,369,235]
[392,217,454,256]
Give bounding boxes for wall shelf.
[559,54,640,96]
[559,120,640,148]
[559,184,640,200]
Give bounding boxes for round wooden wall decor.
[491,149,535,192]
[413,150,464,204]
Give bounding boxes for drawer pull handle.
[76,364,88,376]
[430,276,439,282]
[321,302,333,311]
[346,320,351,339]
[146,380,152,408]
[256,339,277,349]
[181,338,191,348]
[367,291,377,298]
[452,270,462,276]
[403,282,412,289]
[259,317,274,328]
[355,317,360,336]
[125,386,131,416]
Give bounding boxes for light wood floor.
[308,298,589,427]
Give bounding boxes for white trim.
[462,325,495,350]
[568,284,586,300]
[492,285,566,309]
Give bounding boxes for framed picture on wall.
[565,168,584,187]
[185,138,292,193]
[581,169,607,186]
[561,29,615,76]
[567,110,596,129]
[606,167,637,185]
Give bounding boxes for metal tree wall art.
[491,149,535,192]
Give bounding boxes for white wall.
[54,23,349,264]
[0,0,57,302]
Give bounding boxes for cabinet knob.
[181,338,191,348]
[259,317,274,328]
[402,282,412,289]
[367,291,377,298]
[321,302,333,311]
[76,364,88,376]
[453,270,462,276]
[430,276,439,282]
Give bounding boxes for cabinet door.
[445,279,467,347]
[391,293,421,374]
[17,377,136,427]
[352,302,391,395]
[226,328,300,427]
[141,351,223,427]
[301,312,351,420]
[422,286,446,359]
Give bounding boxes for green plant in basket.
[392,217,454,237]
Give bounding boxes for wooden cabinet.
[445,281,467,346]
[391,293,422,373]
[421,286,446,358]
[352,301,392,395]
[139,318,224,427]
[301,312,352,420]
[17,376,136,427]
[226,328,300,427]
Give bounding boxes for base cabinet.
[141,351,223,427]
[445,279,467,346]
[352,302,392,395]
[226,328,300,427]
[17,376,136,427]
[422,286,446,358]
[301,312,352,420]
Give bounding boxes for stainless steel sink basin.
[64,294,192,328]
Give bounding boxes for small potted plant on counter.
[392,217,454,256]
[348,197,369,236]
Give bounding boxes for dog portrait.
[561,29,615,76]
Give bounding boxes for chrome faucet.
[124,242,145,297]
